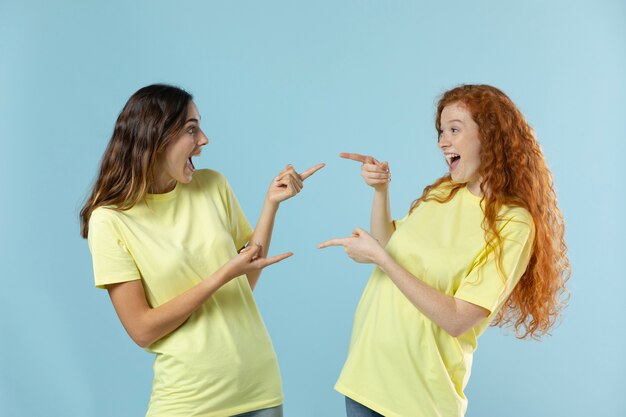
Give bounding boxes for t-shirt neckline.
[146,182,181,201]
[464,185,483,201]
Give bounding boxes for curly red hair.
[410,85,570,339]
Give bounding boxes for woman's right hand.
[222,243,293,282]
[265,163,325,205]
[340,152,391,191]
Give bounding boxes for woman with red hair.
[320,84,570,417]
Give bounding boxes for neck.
[466,180,483,197]
[149,176,176,194]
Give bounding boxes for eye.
[451,127,459,134]
[187,126,196,135]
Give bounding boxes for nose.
[198,129,209,146]
[438,131,450,149]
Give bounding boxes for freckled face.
[438,103,482,195]
[152,102,208,193]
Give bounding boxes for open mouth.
[186,157,195,172]
[445,153,461,171]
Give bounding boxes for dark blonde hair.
[411,85,570,339]
[80,84,192,238]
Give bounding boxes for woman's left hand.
[318,228,386,264]
[266,163,325,204]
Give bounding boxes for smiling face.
[438,102,483,195]
[152,101,208,193]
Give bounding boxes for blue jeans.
[231,404,283,417]
[345,397,384,417]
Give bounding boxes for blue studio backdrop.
[1,1,624,416]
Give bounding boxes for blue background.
[1,1,624,416]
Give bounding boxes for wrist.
[375,248,393,270]
[373,185,389,193]
[264,196,280,211]
[214,264,234,286]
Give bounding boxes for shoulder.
[90,206,119,226]
[188,169,231,194]
[500,205,533,225]
[498,205,535,236]
[192,168,227,186]
[426,180,456,199]
[87,207,125,242]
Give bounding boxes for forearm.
[144,271,230,345]
[370,188,394,246]
[111,268,231,348]
[375,250,487,337]
[246,198,279,289]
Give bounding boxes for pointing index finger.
[262,251,294,267]
[339,152,372,164]
[318,237,352,249]
[340,152,380,165]
[299,163,326,180]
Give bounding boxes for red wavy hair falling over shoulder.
[410,84,570,339]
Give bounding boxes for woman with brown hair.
[80,84,323,417]
[320,84,570,417]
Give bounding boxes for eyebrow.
[185,117,200,124]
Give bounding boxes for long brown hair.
[411,85,570,339]
[80,84,193,238]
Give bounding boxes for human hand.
[266,163,325,205]
[223,242,293,280]
[340,152,390,191]
[318,227,385,264]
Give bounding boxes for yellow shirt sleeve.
[392,213,409,231]
[454,212,535,314]
[88,209,141,289]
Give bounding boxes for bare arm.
[340,153,394,246]
[371,187,394,247]
[319,228,489,337]
[376,246,489,337]
[107,244,292,348]
[245,198,278,290]
[246,163,325,290]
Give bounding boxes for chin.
[177,173,194,184]
[450,173,463,183]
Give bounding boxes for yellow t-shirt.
[88,169,282,417]
[335,184,535,417]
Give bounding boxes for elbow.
[126,325,157,349]
[445,325,463,338]
[445,316,486,338]
[125,311,182,348]
[130,331,153,349]
[444,300,489,338]
[134,336,152,349]
[444,322,473,338]
[446,327,465,338]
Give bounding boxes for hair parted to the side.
[410,84,570,339]
[80,84,193,238]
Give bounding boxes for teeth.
[444,153,460,163]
